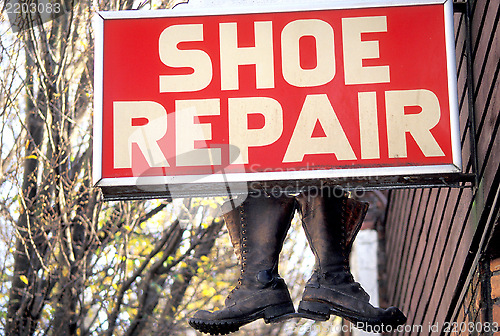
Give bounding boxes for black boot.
[189,194,296,335]
[296,190,406,330]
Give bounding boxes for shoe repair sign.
[93,0,461,199]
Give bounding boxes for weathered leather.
[296,191,360,273]
[343,197,369,250]
[296,190,407,328]
[189,194,296,334]
[193,276,292,321]
[238,195,295,277]
[221,201,241,264]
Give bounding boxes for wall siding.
[383,0,499,335]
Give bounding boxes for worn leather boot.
[296,190,407,330]
[189,194,296,335]
[342,196,369,252]
[222,199,242,265]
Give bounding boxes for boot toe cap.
[381,306,407,326]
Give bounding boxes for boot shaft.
[343,197,369,250]
[297,190,368,274]
[222,194,296,286]
[221,201,242,264]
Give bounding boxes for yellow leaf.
[20,275,28,285]
[200,256,209,262]
[202,287,216,297]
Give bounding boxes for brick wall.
[450,261,483,336]
[382,0,499,334]
[492,258,500,332]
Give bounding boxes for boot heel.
[263,302,295,323]
[298,300,331,319]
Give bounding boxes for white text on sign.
[112,16,445,169]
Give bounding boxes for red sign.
[93,0,461,199]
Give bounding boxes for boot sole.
[297,300,406,330]
[189,302,295,335]
[268,311,330,323]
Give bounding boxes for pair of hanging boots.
[189,192,406,335]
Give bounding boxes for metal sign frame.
[93,0,466,200]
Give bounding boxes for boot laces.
[228,207,247,300]
[340,197,350,267]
